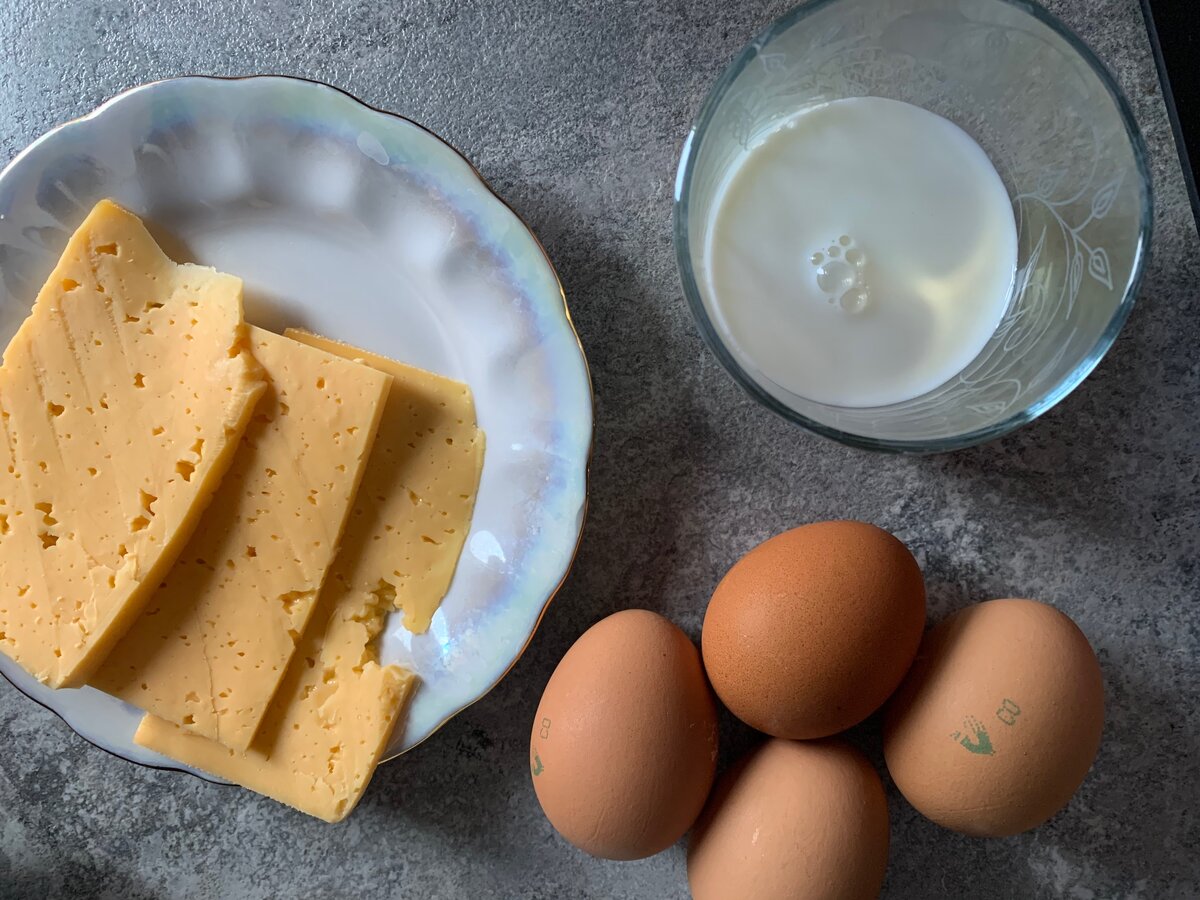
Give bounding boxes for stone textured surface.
[1,1,1197,898]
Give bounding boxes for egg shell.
[529,609,719,860]
[702,521,926,739]
[883,598,1105,837]
[688,738,889,900]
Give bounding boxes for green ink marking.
[996,698,1021,726]
[952,715,995,756]
[531,751,544,776]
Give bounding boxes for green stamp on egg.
[950,699,1022,756]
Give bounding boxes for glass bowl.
[674,0,1153,452]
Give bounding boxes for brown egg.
[529,609,719,860]
[702,521,925,739]
[883,598,1104,837]
[688,738,889,900]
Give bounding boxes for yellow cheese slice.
[135,334,485,821]
[283,330,485,633]
[0,199,266,688]
[92,327,391,750]
[135,598,416,823]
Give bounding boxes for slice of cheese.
[135,334,485,822]
[284,330,485,633]
[0,199,266,688]
[135,598,416,823]
[92,327,391,750]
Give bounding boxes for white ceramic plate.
[0,76,592,780]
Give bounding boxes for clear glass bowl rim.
[672,0,1155,453]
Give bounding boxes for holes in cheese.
[0,199,266,687]
[134,333,484,822]
[135,615,417,823]
[283,329,485,634]
[92,328,392,752]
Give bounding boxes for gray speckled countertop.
[1,1,1197,898]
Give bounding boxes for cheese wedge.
[92,327,391,749]
[0,200,265,687]
[136,335,484,821]
[284,330,485,633]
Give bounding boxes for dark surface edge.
[1141,0,1200,237]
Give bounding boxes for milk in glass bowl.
[674,0,1152,452]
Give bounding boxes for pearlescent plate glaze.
[0,76,592,781]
